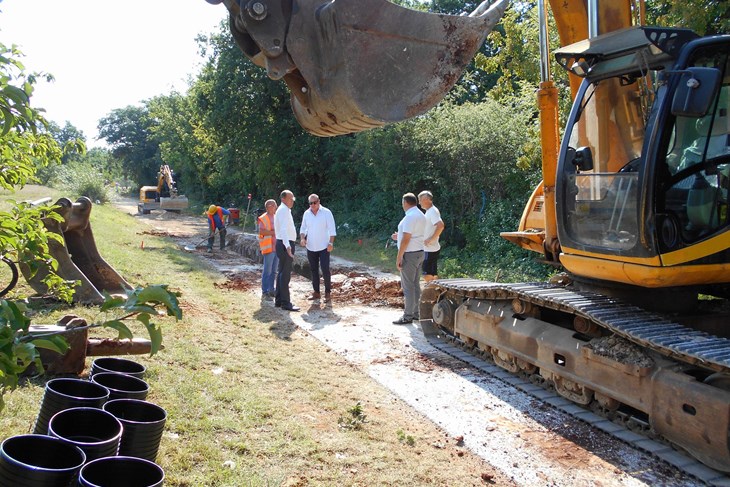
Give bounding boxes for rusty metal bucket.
[220,0,508,136]
[21,197,133,304]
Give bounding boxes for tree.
[646,0,729,36]
[48,121,86,165]
[97,105,162,186]
[0,43,181,411]
[147,93,216,202]
[0,41,70,295]
[0,41,75,407]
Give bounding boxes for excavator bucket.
[21,197,133,304]
[221,0,509,136]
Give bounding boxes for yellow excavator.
[138,164,188,215]
[209,0,730,472]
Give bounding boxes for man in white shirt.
[391,192,426,324]
[418,190,445,282]
[274,189,299,312]
[300,194,337,302]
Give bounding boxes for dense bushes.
[96,19,551,281]
[43,163,108,203]
[38,148,124,204]
[320,99,546,279]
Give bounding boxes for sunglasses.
[309,201,319,205]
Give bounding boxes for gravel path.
[284,298,696,487]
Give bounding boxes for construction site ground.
[118,198,701,486]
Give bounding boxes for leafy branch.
[0,285,181,410]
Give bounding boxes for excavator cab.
[210,0,508,136]
[554,27,730,292]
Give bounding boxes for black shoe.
[282,304,300,312]
[274,302,281,308]
[392,317,412,325]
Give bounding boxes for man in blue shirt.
[206,204,230,252]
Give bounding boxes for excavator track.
[425,331,730,486]
[433,279,730,373]
[421,278,730,478]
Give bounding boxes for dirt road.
[117,198,701,487]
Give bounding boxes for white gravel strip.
[287,285,700,487]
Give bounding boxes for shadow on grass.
[268,317,297,341]
[252,305,297,341]
[155,245,221,278]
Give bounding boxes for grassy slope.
[334,237,398,274]
[0,187,511,486]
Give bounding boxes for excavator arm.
[208,0,508,136]
[157,165,178,198]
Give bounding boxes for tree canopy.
[91,0,725,255]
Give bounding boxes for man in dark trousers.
[274,190,300,311]
[299,193,337,302]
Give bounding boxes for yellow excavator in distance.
[138,164,189,215]
[208,0,730,472]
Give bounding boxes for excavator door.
[213,0,508,136]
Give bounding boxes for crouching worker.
[206,204,230,252]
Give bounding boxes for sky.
[0,0,227,147]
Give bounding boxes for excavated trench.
[220,232,404,306]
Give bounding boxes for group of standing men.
[256,190,337,312]
[392,191,444,325]
[210,188,442,324]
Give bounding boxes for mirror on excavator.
[209,0,508,136]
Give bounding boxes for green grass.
[335,236,398,273]
[0,186,505,487]
[0,184,62,207]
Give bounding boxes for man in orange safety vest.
[257,199,278,300]
[206,204,230,252]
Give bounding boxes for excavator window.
[563,75,647,251]
[660,46,730,245]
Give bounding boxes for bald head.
[280,189,295,208]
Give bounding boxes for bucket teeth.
[225,0,508,136]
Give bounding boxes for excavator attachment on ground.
[209,0,508,136]
[22,197,133,304]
